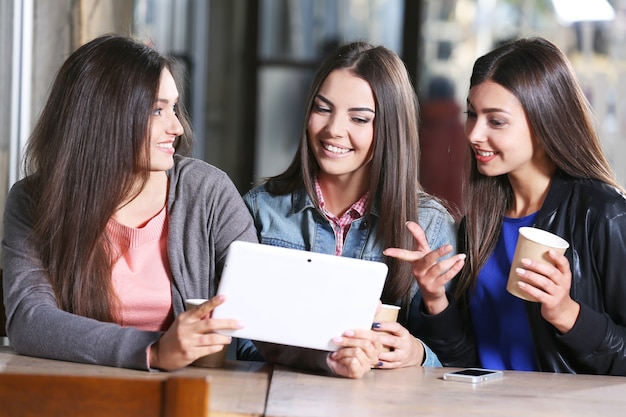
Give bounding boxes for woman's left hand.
[514,249,580,334]
[327,329,383,378]
[371,322,424,369]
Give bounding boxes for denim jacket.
[242,183,458,368]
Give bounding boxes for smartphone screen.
[453,369,496,376]
[443,368,503,383]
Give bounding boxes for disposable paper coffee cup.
[184,298,228,368]
[185,298,208,309]
[189,345,228,368]
[373,304,400,353]
[374,304,400,323]
[507,227,569,302]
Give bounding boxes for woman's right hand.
[149,295,243,370]
[383,221,465,315]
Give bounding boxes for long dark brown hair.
[266,41,423,306]
[23,34,192,322]
[456,37,621,298]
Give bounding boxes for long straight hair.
[267,41,423,306]
[23,34,192,322]
[456,37,621,298]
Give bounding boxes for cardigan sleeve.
[2,180,162,370]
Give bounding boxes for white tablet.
[211,241,388,351]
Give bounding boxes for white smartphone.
[442,368,503,383]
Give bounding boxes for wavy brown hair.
[266,41,423,307]
[456,37,621,298]
[23,34,192,322]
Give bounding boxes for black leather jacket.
[422,171,626,375]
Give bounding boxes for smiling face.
[307,69,376,188]
[465,80,549,182]
[148,68,184,172]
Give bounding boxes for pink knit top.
[107,206,174,331]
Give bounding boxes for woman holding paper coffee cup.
[241,41,458,378]
[386,37,626,376]
[2,35,256,371]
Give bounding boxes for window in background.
[420,0,626,186]
[1,0,19,254]
[254,0,405,183]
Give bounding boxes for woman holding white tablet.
[2,35,256,371]
[241,41,459,378]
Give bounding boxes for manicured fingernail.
[372,322,382,329]
[516,267,526,275]
[332,337,342,343]
[521,258,531,266]
[377,361,383,367]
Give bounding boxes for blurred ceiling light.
[551,0,615,24]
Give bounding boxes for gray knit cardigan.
[1,155,258,370]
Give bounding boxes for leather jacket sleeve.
[533,177,626,375]
[421,173,626,375]
[418,217,478,367]
[419,293,478,367]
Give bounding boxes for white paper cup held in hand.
[184,298,229,368]
[507,227,569,302]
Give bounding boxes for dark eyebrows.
[315,94,331,105]
[351,106,376,114]
[155,97,178,105]
[466,98,511,115]
[315,94,375,114]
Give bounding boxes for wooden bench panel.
[0,372,210,417]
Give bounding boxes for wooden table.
[2,346,626,416]
[265,365,626,417]
[0,346,271,417]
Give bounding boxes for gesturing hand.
[383,221,465,315]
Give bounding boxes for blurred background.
[1,0,625,245]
